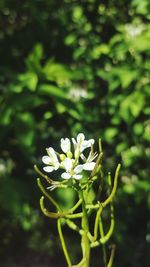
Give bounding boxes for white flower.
[61,158,83,180]
[125,24,144,38]
[83,162,95,170]
[72,133,94,158]
[42,147,60,173]
[80,149,98,171]
[62,157,73,172]
[80,151,97,162]
[41,133,97,181]
[60,138,71,154]
[68,87,88,102]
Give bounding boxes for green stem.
[37,178,62,212]
[99,138,103,153]
[65,213,83,219]
[91,203,115,247]
[40,196,82,219]
[99,217,107,266]
[57,219,72,267]
[107,245,116,267]
[66,219,83,235]
[34,165,54,184]
[73,258,85,267]
[79,190,90,267]
[93,163,120,241]
[90,152,103,178]
[40,196,61,218]
[102,164,121,208]
[93,205,103,240]
[68,199,82,213]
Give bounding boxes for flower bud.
[67,151,73,158]
[60,154,66,161]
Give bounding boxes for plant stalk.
[79,190,90,267]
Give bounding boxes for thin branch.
[34,165,54,184]
[66,219,83,235]
[40,196,61,219]
[99,217,107,266]
[65,213,83,219]
[37,178,62,212]
[107,245,116,267]
[91,203,115,248]
[92,164,120,241]
[68,199,82,213]
[99,138,103,153]
[57,219,72,267]
[90,152,103,178]
[40,196,83,219]
[72,258,85,267]
[102,164,121,208]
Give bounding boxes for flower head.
[61,157,83,180]
[42,133,97,181]
[42,147,59,173]
[72,133,94,159]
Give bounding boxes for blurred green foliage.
[0,0,150,266]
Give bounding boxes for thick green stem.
[79,190,91,267]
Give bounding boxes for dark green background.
[0,0,150,266]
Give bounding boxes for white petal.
[63,157,73,172]
[77,133,85,142]
[80,140,89,152]
[74,164,83,174]
[83,162,95,171]
[47,147,58,162]
[43,166,54,172]
[54,162,60,170]
[61,172,71,179]
[47,147,55,155]
[42,156,51,164]
[73,174,83,180]
[60,138,71,153]
[89,139,95,145]
[72,138,76,146]
[81,139,95,152]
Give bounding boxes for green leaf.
[43,61,71,84]
[104,127,118,143]
[133,123,144,135]
[39,84,68,99]
[120,92,145,121]
[25,43,43,72]
[18,72,38,91]
[15,112,36,155]
[0,107,12,125]
[91,44,110,59]
[72,6,83,21]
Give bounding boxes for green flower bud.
[67,151,73,158]
[60,154,66,161]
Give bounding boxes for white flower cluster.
[42,133,97,180]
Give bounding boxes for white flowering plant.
[34,133,121,267]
